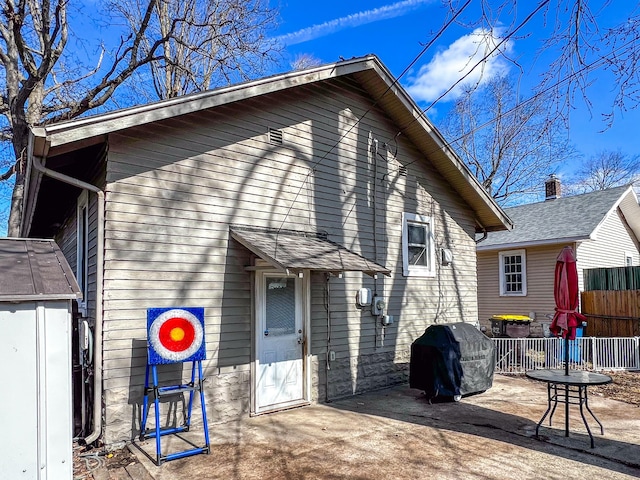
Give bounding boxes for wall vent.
[398,165,408,177]
[269,128,283,145]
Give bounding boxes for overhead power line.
[404,0,551,131]
[397,33,639,175]
[277,0,568,232]
[276,0,472,233]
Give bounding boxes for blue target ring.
[147,307,206,364]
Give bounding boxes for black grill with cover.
[409,322,495,401]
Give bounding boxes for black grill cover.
[409,322,495,399]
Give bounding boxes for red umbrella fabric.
[549,246,586,340]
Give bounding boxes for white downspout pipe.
[31,155,105,446]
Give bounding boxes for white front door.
[255,272,305,412]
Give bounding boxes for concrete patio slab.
[127,375,640,479]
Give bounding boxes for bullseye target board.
[147,307,206,364]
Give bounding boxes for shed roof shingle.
[0,238,81,301]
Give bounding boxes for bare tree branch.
[0,159,16,181]
[441,75,578,205]
[445,1,640,128]
[1,0,280,235]
[568,149,640,193]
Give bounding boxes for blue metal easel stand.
[139,360,210,465]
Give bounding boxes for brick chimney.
[545,174,561,200]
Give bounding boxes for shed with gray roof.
[0,238,81,479]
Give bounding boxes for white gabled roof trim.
[590,186,640,241]
[31,58,375,154]
[26,55,513,234]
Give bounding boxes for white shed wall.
[0,301,73,480]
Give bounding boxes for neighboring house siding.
[477,244,562,331]
[576,208,640,291]
[478,207,640,334]
[96,78,477,443]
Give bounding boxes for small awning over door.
[230,227,390,277]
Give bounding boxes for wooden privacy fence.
[581,290,640,337]
[584,266,640,290]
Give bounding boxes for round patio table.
[525,369,612,448]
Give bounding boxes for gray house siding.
[51,77,478,444]
[55,163,105,323]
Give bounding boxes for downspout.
[475,221,488,244]
[31,155,105,446]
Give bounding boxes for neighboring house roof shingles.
[477,185,640,251]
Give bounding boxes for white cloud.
[276,0,433,46]
[406,28,513,103]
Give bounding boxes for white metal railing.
[492,336,640,374]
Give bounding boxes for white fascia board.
[477,235,591,252]
[38,58,377,152]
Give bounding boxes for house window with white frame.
[625,252,634,267]
[499,249,527,296]
[402,212,435,277]
[77,191,89,315]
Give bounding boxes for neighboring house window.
[402,212,435,277]
[77,191,89,315]
[625,253,634,266]
[499,249,527,296]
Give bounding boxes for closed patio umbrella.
[549,246,586,375]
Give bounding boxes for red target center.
[158,317,196,352]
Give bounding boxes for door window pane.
[265,277,295,336]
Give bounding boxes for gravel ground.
[588,370,640,406]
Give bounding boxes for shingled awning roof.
[230,227,390,277]
[0,238,81,301]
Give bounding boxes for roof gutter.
[29,146,105,446]
[476,235,590,252]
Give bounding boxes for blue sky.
[272,0,639,168]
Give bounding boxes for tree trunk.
[7,124,28,237]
